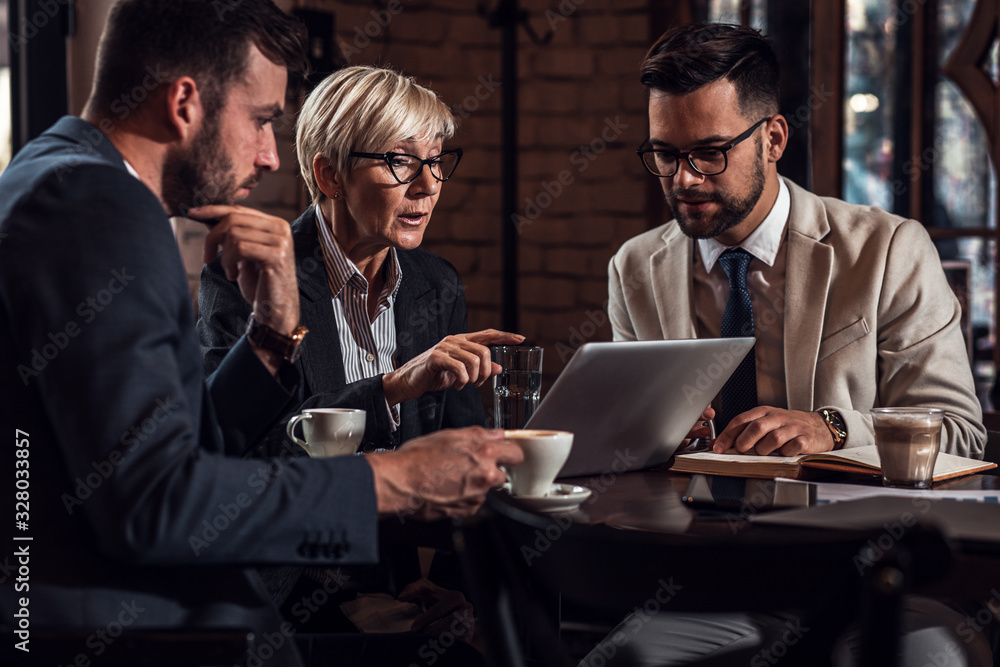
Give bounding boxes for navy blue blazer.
[0,117,379,666]
[197,207,487,455]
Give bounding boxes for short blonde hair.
[296,66,456,204]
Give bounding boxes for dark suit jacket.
[0,117,377,667]
[198,207,487,455]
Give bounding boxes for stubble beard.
[161,117,256,218]
[667,149,766,240]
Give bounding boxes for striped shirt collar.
[314,204,403,303]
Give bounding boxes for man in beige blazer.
[591,22,992,667]
[610,23,984,460]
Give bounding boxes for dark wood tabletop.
[559,466,1000,534]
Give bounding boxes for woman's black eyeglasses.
[348,148,463,185]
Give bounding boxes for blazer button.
[362,442,377,453]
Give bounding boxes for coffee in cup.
[870,407,944,488]
[503,429,573,497]
[286,408,366,457]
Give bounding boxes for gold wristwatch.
[245,313,308,365]
[818,408,847,448]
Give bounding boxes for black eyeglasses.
[348,148,463,185]
[636,117,771,178]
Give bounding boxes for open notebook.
[670,446,995,481]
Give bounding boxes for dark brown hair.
[88,0,309,118]
[641,23,779,119]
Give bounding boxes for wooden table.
[559,467,1000,602]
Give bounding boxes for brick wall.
[250,0,661,385]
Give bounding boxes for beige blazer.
[608,178,985,458]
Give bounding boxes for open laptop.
[523,338,754,478]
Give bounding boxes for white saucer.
[502,483,592,512]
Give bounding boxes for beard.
[666,147,766,240]
[161,117,259,219]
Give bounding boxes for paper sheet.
[775,478,1000,505]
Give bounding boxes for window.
[843,0,996,408]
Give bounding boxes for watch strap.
[245,314,308,365]
[819,408,847,448]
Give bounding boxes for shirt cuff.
[384,399,400,432]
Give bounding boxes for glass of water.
[491,346,543,429]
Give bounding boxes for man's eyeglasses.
[348,148,463,185]
[636,117,771,178]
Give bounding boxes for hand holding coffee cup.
[870,407,944,488]
[286,408,366,457]
[503,429,573,497]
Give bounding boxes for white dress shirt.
[693,177,791,409]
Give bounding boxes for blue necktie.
[717,248,757,430]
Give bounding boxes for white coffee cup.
[504,429,574,497]
[286,408,366,457]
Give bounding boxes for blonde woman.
[200,65,520,454]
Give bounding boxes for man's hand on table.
[712,407,834,456]
[366,427,524,520]
[383,329,525,406]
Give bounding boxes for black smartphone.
[681,475,750,511]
